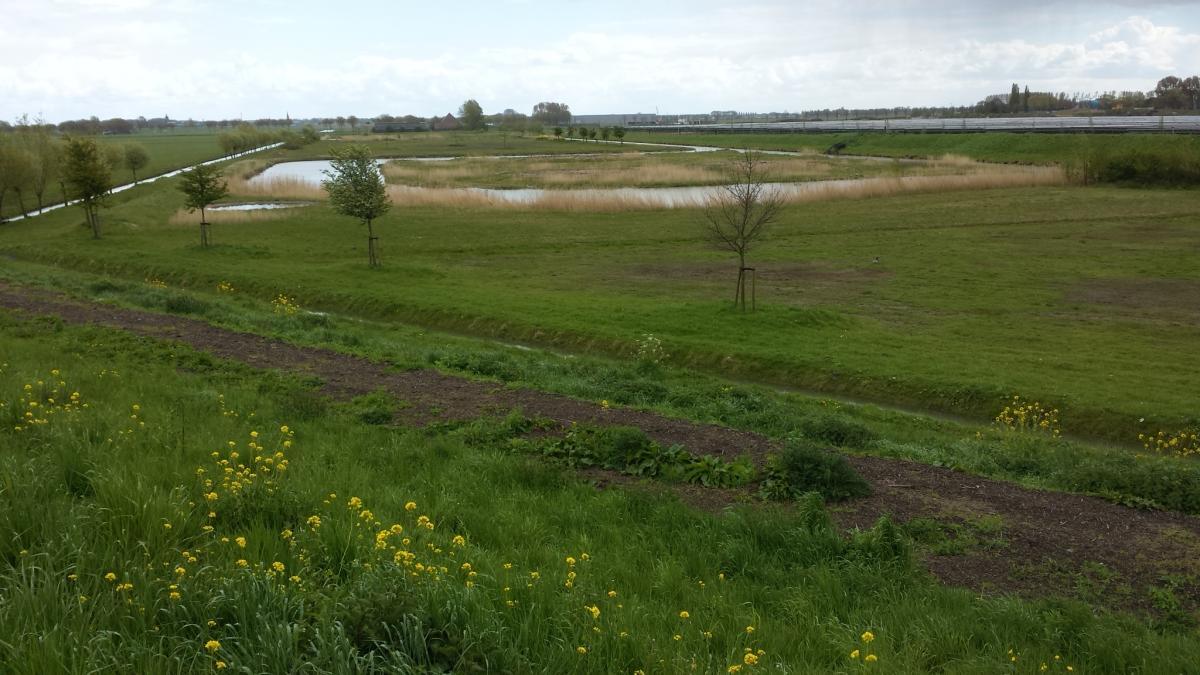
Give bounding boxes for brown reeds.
[167,205,312,226]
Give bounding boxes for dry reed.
[226,175,327,200]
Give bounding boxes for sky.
[2,0,1199,122]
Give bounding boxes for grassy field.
[3,312,1198,672]
[1,131,227,220]
[628,130,1200,165]
[291,131,662,160]
[0,146,1195,441]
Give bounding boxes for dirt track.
[2,281,1197,617]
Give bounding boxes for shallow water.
[209,202,311,211]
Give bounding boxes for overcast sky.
[3,0,1199,122]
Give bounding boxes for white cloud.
[2,3,1199,120]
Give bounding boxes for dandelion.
[865,655,878,663]
[728,666,742,674]
[673,634,682,641]
[850,650,860,659]
[235,537,246,548]
[679,610,690,619]
[204,640,221,653]
[566,556,576,566]
[271,561,285,573]
[745,625,755,634]
[215,662,227,670]
[452,535,466,547]
[404,501,416,511]
[104,572,117,582]
[170,591,182,601]
[608,590,617,598]
[235,559,248,568]
[743,653,758,666]
[586,605,601,620]
[576,646,588,655]
[861,631,875,643]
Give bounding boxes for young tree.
[613,127,626,144]
[62,137,112,238]
[178,163,229,247]
[321,145,390,267]
[553,127,563,139]
[347,115,359,130]
[27,126,62,214]
[588,128,598,142]
[459,99,484,130]
[123,143,150,184]
[1009,83,1021,113]
[0,135,35,217]
[576,127,588,142]
[701,151,783,311]
[1023,86,1031,113]
[600,127,612,142]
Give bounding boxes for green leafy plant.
[760,438,871,502]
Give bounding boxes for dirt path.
[2,281,1198,618]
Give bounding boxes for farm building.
[432,113,462,131]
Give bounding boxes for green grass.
[2,313,1197,673]
[2,132,229,220]
[628,130,1200,165]
[286,131,665,160]
[6,261,1200,516]
[2,145,1196,444]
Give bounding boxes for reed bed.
[226,175,327,200]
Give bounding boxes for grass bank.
[2,312,1197,672]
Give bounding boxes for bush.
[761,438,871,502]
[346,390,402,425]
[797,413,876,448]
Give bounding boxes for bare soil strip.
[1,281,1197,617]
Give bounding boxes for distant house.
[432,113,462,131]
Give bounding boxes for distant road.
[639,115,1200,133]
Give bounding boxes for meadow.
[2,307,1198,673]
[0,136,1194,440]
[628,129,1200,165]
[2,129,1199,671]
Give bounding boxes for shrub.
[346,390,402,425]
[797,413,876,448]
[760,438,871,502]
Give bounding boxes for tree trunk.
[88,205,101,239]
[132,168,138,185]
[367,219,379,267]
[34,190,44,214]
[14,189,26,216]
[200,207,209,247]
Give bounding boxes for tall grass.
[166,206,311,225]
[2,314,1198,672]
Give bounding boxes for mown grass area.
[1,142,1196,443]
[7,261,1200,517]
[628,130,1200,165]
[2,313,1197,673]
[287,131,658,160]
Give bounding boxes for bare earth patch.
[1066,278,1200,320]
[1,281,1198,619]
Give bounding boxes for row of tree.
[0,127,150,218]
[552,126,627,143]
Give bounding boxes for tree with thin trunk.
[124,143,150,184]
[28,127,62,214]
[613,127,626,144]
[701,151,783,311]
[0,135,35,218]
[588,128,598,142]
[601,126,612,142]
[178,163,229,247]
[322,145,390,268]
[62,137,112,238]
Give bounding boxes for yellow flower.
[404,501,417,511]
[289,575,301,583]
[307,515,321,528]
[850,650,860,659]
[348,496,363,509]
[743,653,758,666]
[235,537,246,548]
[271,561,285,573]
[565,556,576,566]
[104,572,117,582]
[204,640,221,653]
[678,610,690,619]
[576,646,587,655]
[169,591,182,601]
[861,630,875,643]
[728,666,742,674]
[175,566,186,577]
[586,605,601,620]
[452,535,466,547]
[215,662,227,670]
[235,559,248,568]
[745,625,755,634]
[608,590,617,598]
